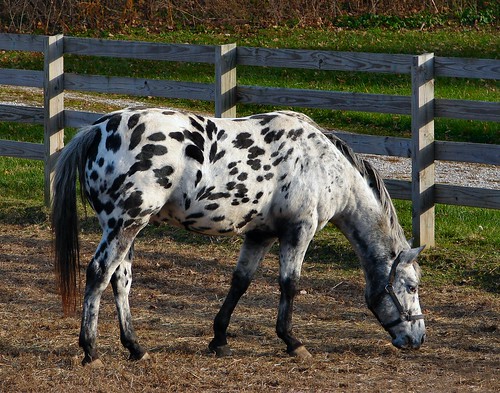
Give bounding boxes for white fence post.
[215,43,237,118]
[411,53,436,247]
[43,34,65,207]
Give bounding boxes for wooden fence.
[0,33,499,247]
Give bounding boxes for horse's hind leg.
[79,225,145,365]
[209,232,275,357]
[110,241,149,361]
[276,222,316,359]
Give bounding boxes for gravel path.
[1,86,498,190]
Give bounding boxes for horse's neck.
[334,180,406,279]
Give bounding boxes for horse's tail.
[52,126,98,315]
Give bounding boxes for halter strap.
[375,252,425,331]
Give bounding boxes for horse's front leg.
[276,222,315,359]
[209,232,275,356]
[110,242,149,361]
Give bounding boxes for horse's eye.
[407,285,418,294]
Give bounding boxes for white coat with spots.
[52,107,426,365]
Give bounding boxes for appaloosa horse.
[52,108,425,365]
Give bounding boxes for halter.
[372,253,425,331]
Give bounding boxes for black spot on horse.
[217,129,226,140]
[236,209,258,229]
[186,212,204,219]
[212,215,225,222]
[195,170,203,187]
[264,173,274,180]
[209,142,218,163]
[226,182,236,191]
[205,203,219,210]
[97,157,105,167]
[247,159,261,170]
[153,165,174,189]
[127,113,140,129]
[214,150,226,163]
[129,159,152,176]
[185,145,204,165]
[184,130,205,150]
[105,164,114,175]
[233,133,254,149]
[124,191,143,211]
[105,114,122,133]
[148,132,166,142]
[206,119,217,140]
[90,170,99,181]
[142,144,168,157]
[248,146,265,159]
[189,117,205,133]
[237,172,248,181]
[234,183,248,198]
[106,133,122,153]
[229,167,238,175]
[108,174,127,200]
[108,217,117,228]
[207,192,230,200]
[184,196,191,210]
[169,132,184,142]
[129,123,146,150]
[288,128,304,141]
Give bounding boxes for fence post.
[43,34,65,207]
[215,43,237,118]
[411,53,435,248]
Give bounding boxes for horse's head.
[366,246,426,350]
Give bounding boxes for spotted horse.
[52,107,426,365]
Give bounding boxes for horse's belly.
[149,201,266,237]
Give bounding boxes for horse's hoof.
[137,352,151,361]
[83,358,104,368]
[289,346,312,360]
[129,350,151,362]
[211,344,233,357]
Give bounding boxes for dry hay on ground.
[0,223,498,392]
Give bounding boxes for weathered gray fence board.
[435,184,500,209]
[0,104,44,123]
[65,110,103,128]
[0,33,46,51]
[237,47,413,74]
[0,69,44,88]
[435,141,500,165]
[435,56,500,80]
[435,99,500,121]
[330,131,411,157]
[64,73,214,101]
[385,180,500,210]
[385,179,411,200]
[237,85,411,114]
[0,139,44,160]
[63,37,216,63]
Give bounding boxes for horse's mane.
[287,112,405,241]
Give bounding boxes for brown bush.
[0,0,494,34]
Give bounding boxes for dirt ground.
[0,222,498,392]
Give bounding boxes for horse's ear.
[407,238,414,247]
[401,245,425,264]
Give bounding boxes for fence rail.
[1,33,499,246]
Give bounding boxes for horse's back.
[83,108,352,236]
